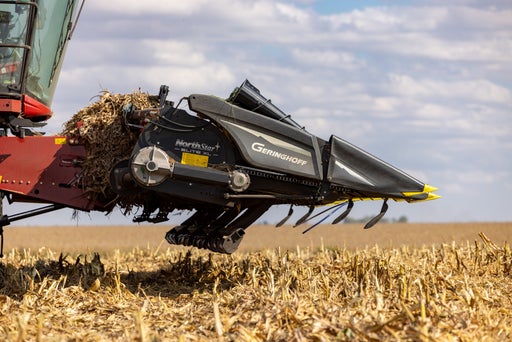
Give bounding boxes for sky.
[9,0,512,226]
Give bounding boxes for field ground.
[1,222,511,341]
[3,222,512,253]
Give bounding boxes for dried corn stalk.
[61,90,159,210]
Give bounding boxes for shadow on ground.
[0,251,240,300]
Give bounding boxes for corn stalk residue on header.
[61,91,159,211]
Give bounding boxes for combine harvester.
[0,0,439,255]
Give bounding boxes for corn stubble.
[0,234,511,341]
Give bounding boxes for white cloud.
[275,2,311,24]
[442,169,507,186]
[323,6,448,32]
[145,40,207,66]
[85,0,211,15]
[387,74,512,103]
[322,5,512,63]
[291,49,365,70]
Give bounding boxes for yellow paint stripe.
[54,137,66,145]
[426,193,441,200]
[423,184,438,193]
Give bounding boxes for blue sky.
[9,0,512,226]
[311,1,383,13]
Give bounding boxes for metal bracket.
[0,204,65,258]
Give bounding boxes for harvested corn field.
[0,223,511,340]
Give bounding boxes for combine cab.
[0,0,78,131]
[0,1,439,256]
